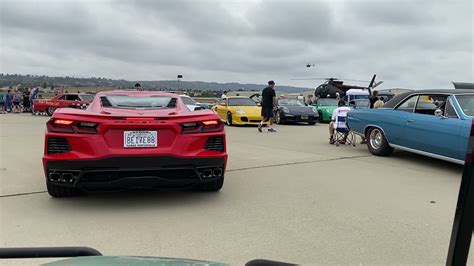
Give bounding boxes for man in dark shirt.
[258,80,277,133]
[369,90,379,108]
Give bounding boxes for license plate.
[124,131,157,148]
[301,115,309,120]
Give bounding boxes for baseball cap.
[268,80,275,85]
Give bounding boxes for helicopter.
[292,74,383,98]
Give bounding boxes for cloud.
[0,0,472,89]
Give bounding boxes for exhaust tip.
[62,173,74,183]
[202,169,213,178]
[213,168,223,177]
[49,172,61,182]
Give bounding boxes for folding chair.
[334,116,356,147]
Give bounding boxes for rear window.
[101,95,177,109]
[181,96,196,105]
[80,94,94,102]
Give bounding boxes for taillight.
[75,122,98,134]
[54,119,74,125]
[181,120,223,134]
[47,119,98,134]
[181,122,202,134]
[201,120,224,133]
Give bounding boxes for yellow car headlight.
[236,108,246,115]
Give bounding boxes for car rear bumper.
[44,156,226,191]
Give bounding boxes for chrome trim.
[362,124,389,140]
[446,96,460,119]
[390,144,464,165]
[394,95,420,113]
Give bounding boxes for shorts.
[261,106,274,118]
[13,101,20,106]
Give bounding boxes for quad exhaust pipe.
[48,171,77,183]
[198,167,223,179]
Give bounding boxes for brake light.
[201,120,224,133]
[202,120,219,126]
[181,120,224,134]
[54,119,74,125]
[47,119,98,134]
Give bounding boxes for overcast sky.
[0,0,472,89]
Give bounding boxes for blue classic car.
[347,89,474,164]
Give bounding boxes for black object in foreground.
[0,246,102,259]
[446,122,474,265]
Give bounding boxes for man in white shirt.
[329,100,351,144]
[221,91,228,99]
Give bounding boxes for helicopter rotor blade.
[372,81,384,88]
[337,78,371,83]
[291,78,330,81]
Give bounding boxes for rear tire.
[366,127,393,156]
[47,182,81,197]
[226,112,233,126]
[198,177,224,192]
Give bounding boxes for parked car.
[347,89,474,164]
[274,98,318,125]
[212,96,269,126]
[34,93,94,116]
[43,90,227,197]
[311,98,339,123]
[196,102,214,110]
[180,95,202,111]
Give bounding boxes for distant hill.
[0,73,310,93]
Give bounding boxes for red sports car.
[43,90,227,197]
[34,93,95,116]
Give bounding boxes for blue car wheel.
[367,127,394,156]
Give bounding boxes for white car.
[180,95,202,111]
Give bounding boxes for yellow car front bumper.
[230,114,270,125]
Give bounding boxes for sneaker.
[329,138,335,144]
[268,128,277,133]
[257,124,263,133]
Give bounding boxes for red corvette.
[34,93,94,116]
[43,90,227,197]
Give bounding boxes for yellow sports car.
[213,96,269,126]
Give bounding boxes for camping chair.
[334,116,355,147]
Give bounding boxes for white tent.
[346,89,369,96]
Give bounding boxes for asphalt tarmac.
[0,114,471,265]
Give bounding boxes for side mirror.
[194,106,203,111]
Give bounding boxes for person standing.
[258,80,277,133]
[369,90,379,108]
[0,91,4,114]
[12,90,21,113]
[4,89,13,113]
[30,87,39,112]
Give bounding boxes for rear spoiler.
[53,107,217,119]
